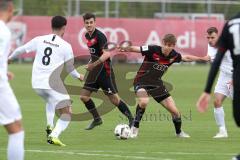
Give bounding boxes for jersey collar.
[88,28,97,38]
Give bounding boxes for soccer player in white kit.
[203,27,233,138]
[9,16,84,146]
[0,0,24,159]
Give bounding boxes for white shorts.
[214,71,233,99]
[0,83,22,125]
[34,89,71,109]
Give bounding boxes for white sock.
[214,107,226,131]
[46,103,55,128]
[8,131,24,160]
[50,114,71,138]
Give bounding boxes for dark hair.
[163,34,177,45]
[0,0,12,11]
[83,13,96,21]
[207,27,218,34]
[51,16,67,30]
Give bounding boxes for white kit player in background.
[0,0,25,160]
[9,16,84,146]
[203,27,233,138]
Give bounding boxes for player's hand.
[196,92,211,113]
[201,56,210,62]
[7,71,14,80]
[79,74,84,81]
[85,63,94,71]
[117,46,130,52]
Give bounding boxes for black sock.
[117,100,134,123]
[172,117,182,134]
[84,99,101,120]
[133,105,145,128]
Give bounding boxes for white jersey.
[0,20,22,125]
[207,44,233,75]
[21,34,75,89]
[0,20,11,87]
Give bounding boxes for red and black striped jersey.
[134,45,182,84]
[85,28,112,76]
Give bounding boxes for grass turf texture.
[0,63,239,160]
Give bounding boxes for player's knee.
[138,98,149,108]
[214,98,222,107]
[5,120,23,134]
[109,95,120,106]
[80,95,90,102]
[112,99,119,106]
[58,106,71,114]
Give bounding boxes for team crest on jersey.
[87,38,97,47]
[91,38,96,44]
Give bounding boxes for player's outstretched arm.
[64,49,84,81]
[9,37,38,61]
[85,50,111,71]
[65,59,84,81]
[182,55,210,62]
[118,46,141,53]
[8,46,27,60]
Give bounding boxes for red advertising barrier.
[8,16,224,59]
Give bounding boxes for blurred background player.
[203,27,233,138]
[118,33,208,138]
[80,13,133,130]
[9,16,84,146]
[0,0,24,159]
[197,12,240,160]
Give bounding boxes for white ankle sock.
[8,131,24,160]
[214,107,226,131]
[50,114,70,138]
[46,103,55,128]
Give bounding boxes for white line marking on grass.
[42,149,236,156]
[0,148,236,158]
[152,152,235,156]
[25,149,173,160]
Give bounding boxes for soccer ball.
[114,124,131,139]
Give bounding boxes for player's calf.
[116,100,134,126]
[5,121,24,160]
[131,104,146,136]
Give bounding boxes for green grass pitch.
[0,63,239,160]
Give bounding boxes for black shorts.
[134,81,170,103]
[83,70,118,95]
